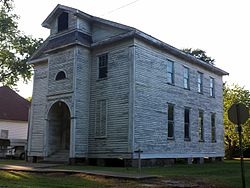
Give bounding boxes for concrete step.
[45,150,69,162]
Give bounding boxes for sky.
[13,0,250,98]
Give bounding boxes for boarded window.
[198,110,204,141]
[98,54,108,79]
[95,100,107,137]
[167,60,174,84]
[167,104,174,138]
[183,67,189,89]
[58,12,68,32]
[211,113,216,143]
[184,108,190,140]
[55,71,66,81]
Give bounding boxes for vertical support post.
[138,148,141,174]
[187,158,193,165]
[135,148,143,174]
[237,104,246,188]
[238,125,246,188]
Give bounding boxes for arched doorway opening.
[47,101,70,159]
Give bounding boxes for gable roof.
[0,86,30,121]
[30,4,228,76]
[42,4,92,28]
[42,4,135,31]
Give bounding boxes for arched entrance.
[47,101,70,160]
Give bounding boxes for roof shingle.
[0,86,30,121]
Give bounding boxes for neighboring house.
[27,4,228,165]
[0,86,30,148]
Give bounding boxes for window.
[58,12,69,32]
[184,108,190,140]
[183,67,189,89]
[55,71,66,80]
[198,72,203,93]
[98,54,108,79]
[209,77,215,97]
[95,100,107,137]
[167,60,174,84]
[167,104,174,138]
[211,113,216,143]
[1,130,8,139]
[198,110,204,141]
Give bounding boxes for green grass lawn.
[0,160,107,187]
[0,159,248,187]
[142,160,250,188]
[0,171,108,188]
[0,159,25,165]
[53,160,250,188]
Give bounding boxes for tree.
[26,96,32,102]
[182,48,215,65]
[224,84,250,159]
[0,0,43,86]
[0,0,11,10]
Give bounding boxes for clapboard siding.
[29,5,226,161]
[74,46,91,157]
[134,39,224,158]
[77,18,91,35]
[48,49,74,95]
[92,23,126,43]
[28,62,48,155]
[88,41,133,157]
[50,11,77,36]
[0,120,27,140]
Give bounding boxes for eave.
[37,4,229,76]
[92,30,229,76]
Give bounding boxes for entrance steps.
[44,150,69,163]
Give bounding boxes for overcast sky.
[14,0,250,97]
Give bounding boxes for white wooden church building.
[27,4,228,165]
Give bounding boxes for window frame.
[183,66,190,89]
[57,12,69,32]
[198,110,204,142]
[184,108,191,141]
[197,72,203,93]
[97,53,108,80]
[209,77,215,97]
[167,59,174,84]
[1,129,8,139]
[167,103,175,139]
[211,113,216,143]
[55,70,66,81]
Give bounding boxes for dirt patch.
[40,172,69,177]
[75,174,220,188]
[135,177,217,188]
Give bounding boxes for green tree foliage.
[0,0,11,10]
[26,96,32,102]
[182,48,215,65]
[224,84,250,159]
[0,0,43,86]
